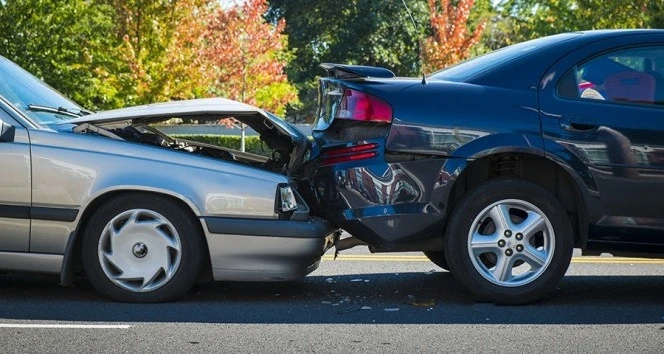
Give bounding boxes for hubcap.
[467,199,555,287]
[97,209,182,293]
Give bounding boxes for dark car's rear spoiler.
[320,63,395,79]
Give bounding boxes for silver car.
[0,55,336,302]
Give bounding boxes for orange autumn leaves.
[203,0,297,116]
[115,0,298,116]
[422,0,486,72]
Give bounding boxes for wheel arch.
[442,151,591,249]
[60,189,213,286]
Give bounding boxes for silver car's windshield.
[0,55,85,124]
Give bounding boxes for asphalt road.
[1,248,663,353]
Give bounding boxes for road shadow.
[0,272,662,325]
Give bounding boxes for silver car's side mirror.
[0,121,15,142]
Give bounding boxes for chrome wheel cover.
[467,199,555,287]
[98,209,182,293]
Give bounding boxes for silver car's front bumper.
[201,217,336,281]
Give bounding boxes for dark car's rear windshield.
[429,33,581,82]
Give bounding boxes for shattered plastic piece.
[325,278,334,283]
[405,295,416,304]
[338,307,361,314]
[383,308,400,312]
[350,279,363,282]
[364,280,370,283]
[361,306,372,310]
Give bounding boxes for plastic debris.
[337,307,361,314]
[350,279,363,282]
[405,294,435,307]
[364,279,370,283]
[383,308,400,312]
[325,278,334,283]
[361,306,372,310]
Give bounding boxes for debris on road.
[337,307,361,314]
[383,308,400,312]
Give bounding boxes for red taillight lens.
[336,89,392,123]
[321,143,379,165]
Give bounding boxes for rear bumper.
[304,157,449,247]
[201,216,336,281]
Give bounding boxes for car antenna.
[400,0,427,85]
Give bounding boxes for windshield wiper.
[27,104,88,118]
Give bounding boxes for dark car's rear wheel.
[444,178,573,305]
[82,194,205,302]
[424,251,449,271]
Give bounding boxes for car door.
[0,105,31,252]
[540,34,664,251]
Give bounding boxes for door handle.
[560,116,598,132]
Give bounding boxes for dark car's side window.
[558,46,664,106]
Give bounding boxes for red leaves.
[201,0,297,115]
[422,0,486,72]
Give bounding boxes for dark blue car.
[302,30,664,304]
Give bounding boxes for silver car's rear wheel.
[82,194,204,302]
[98,209,182,293]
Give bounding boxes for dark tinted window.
[559,46,664,106]
[429,33,581,82]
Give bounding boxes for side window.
[558,46,664,106]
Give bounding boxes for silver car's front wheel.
[82,194,204,303]
[98,209,182,293]
[444,178,574,305]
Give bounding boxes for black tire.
[424,251,449,271]
[82,193,205,302]
[444,178,573,305]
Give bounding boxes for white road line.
[0,324,131,329]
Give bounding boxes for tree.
[267,0,430,121]
[98,0,215,106]
[495,0,654,45]
[0,0,123,110]
[421,0,487,72]
[202,0,298,150]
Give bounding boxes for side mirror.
[0,121,15,142]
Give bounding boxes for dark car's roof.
[429,29,664,88]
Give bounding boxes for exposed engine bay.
[72,113,301,176]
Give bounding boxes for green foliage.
[172,135,270,156]
[266,0,430,121]
[0,0,125,110]
[495,0,656,46]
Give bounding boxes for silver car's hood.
[67,98,263,124]
[64,97,305,142]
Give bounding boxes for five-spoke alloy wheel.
[82,194,204,302]
[444,178,573,305]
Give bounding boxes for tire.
[444,178,573,305]
[82,193,205,302]
[424,251,449,271]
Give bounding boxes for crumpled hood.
[62,97,305,143]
